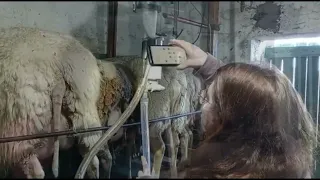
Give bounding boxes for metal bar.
[107,1,118,58]
[208,1,219,54]
[282,57,294,83]
[295,57,303,95]
[265,46,320,59]
[162,13,208,29]
[140,91,151,173]
[307,57,315,116]
[316,56,320,146]
[293,57,296,87]
[315,56,320,171]
[0,111,202,144]
[304,57,309,104]
[211,1,220,30]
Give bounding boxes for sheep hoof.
[178,159,189,171]
[86,156,99,179]
[31,168,45,179]
[52,168,59,178]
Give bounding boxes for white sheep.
[147,67,205,178]
[177,70,204,169]
[0,27,102,178]
[95,59,134,178]
[50,57,139,179]
[144,67,188,178]
[49,59,136,179]
[177,69,195,169]
[96,57,204,178]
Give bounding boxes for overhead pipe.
[162,12,208,29]
[107,1,118,58]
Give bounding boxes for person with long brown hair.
[138,39,317,179]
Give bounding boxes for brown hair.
[185,63,317,178]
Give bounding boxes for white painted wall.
[0,1,205,56]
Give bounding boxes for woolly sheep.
[0,27,102,178]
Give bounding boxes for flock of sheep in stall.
[0,27,204,178]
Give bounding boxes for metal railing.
[265,46,320,128]
[265,46,320,172]
[0,111,201,144]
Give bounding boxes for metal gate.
[265,46,320,123]
[265,46,320,177]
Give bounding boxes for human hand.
[137,156,157,179]
[169,39,208,70]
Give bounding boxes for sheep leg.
[77,143,100,179]
[127,146,132,179]
[75,112,101,178]
[19,153,45,179]
[51,81,66,178]
[178,128,189,171]
[186,125,193,165]
[170,129,179,178]
[126,128,136,179]
[164,126,178,178]
[149,126,165,178]
[97,145,112,178]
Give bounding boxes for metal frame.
[266,45,320,173]
[162,13,209,29]
[265,46,320,59]
[107,1,118,58]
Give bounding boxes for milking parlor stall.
[0,1,220,179]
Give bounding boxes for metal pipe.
[315,56,320,171]
[292,57,296,87]
[304,57,309,104]
[173,2,179,36]
[140,7,159,171]
[107,1,118,58]
[140,91,151,172]
[0,111,201,144]
[139,6,162,172]
[316,56,320,147]
[208,1,220,55]
[162,13,208,29]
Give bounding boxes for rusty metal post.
[107,1,118,58]
[207,1,220,55]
